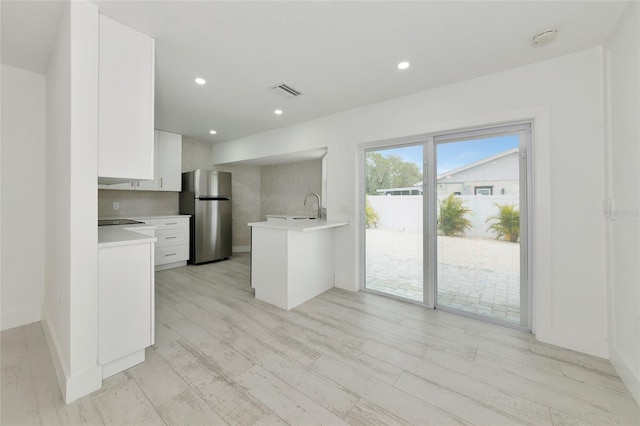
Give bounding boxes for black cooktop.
[98,219,144,226]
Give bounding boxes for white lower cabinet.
[98,240,154,378]
[137,216,190,270]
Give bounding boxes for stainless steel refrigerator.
[179,170,232,264]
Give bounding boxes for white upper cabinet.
[156,130,182,191]
[98,15,155,184]
[101,130,182,191]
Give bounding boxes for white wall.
[44,2,72,381]
[212,48,608,358]
[604,1,640,404]
[43,0,102,403]
[0,65,46,330]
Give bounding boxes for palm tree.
[365,197,379,228]
[486,203,520,242]
[438,194,472,237]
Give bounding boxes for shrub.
[438,194,472,236]
[365,198,379,228]
[486,203,520,242]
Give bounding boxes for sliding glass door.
[364,124,531,328]
[364,144,424,303]
[434,127,529,326]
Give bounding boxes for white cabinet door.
[136,179,156,190]
[107,181,136,191]
[137,138,159,190]
[103,180,152,191]
[101,131,181,191]
[98,15,155,182]
[157,130,182,191]
[98,242,153,364]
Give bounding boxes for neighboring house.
[374,148,519,198]
[376,186,423,196]
[437,148,519,198]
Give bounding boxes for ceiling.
[1,1,628,146]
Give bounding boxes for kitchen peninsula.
[249,218,347,310]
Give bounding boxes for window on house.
[475,186,493,195]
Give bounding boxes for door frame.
[359,121,534,330]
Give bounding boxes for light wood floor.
[2,254,638,425]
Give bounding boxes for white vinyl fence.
[368,195,519,239]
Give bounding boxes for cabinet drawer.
[144,217,189,230]
[155,229,187,247]
[155,244,188,265]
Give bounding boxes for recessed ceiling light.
[195,77,206,85]
[532,29,558,47]
[274,109,283,115]
[209,130,217,135]
[397,61,410,70]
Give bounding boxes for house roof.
[437,148,519,181]
[376,187,423,194]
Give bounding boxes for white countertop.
[99,214,191,220]
[98,224,157,248]
[266,214,318,220]
[249,219,348,232]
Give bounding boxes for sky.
[376,134,519,175]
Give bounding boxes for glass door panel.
[364,145,424,302]
[362,124,530,329]
[435,133,525,325]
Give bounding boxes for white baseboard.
[102,349,145,379]
[41,309,102,404]
[155,261,187,271]
[233,245,251,253]
[1,305,42,331]
[334,276,358,292]
[535,327,609,359]
[610,345,640,405]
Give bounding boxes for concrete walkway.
[365,229,521,323]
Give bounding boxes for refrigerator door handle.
[196,196,231,201]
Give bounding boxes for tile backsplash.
[98,189,178,218]
[260,160,322,220]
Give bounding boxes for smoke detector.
[271,83,302,99]
[532,29,558,47]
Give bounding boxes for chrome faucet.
[304,192,322,219]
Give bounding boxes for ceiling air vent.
[271,83,302,99]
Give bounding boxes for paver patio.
[365,228,521,323]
